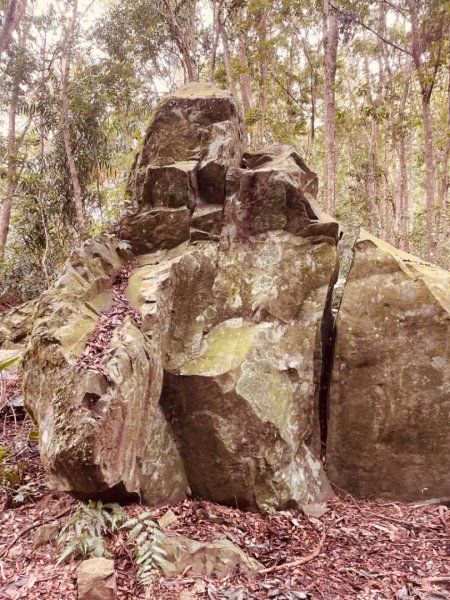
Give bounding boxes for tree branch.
[330,1,412,56]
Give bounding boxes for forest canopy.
[0,0,449,302]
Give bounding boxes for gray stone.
[327,231,450,501]
[77,558,117,600]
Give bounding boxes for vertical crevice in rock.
[318,225,360,459]
[317,251,340,459]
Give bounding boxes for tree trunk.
[60,0,85,238]
[0,80,20,261]
[0,0,26,55]
[163,0,198,82]
[219,18,237,98]
[323,0,339,215]
[397,67,411,251]
[422,95,437,260]
[408,0,440,261]
[254,8,268,148]
[237,7,253,120]
[437,65,449,258]
[301,35,316,159]
[209,0,219,81]
[0,24,27,261]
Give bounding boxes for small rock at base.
[77,558,117,600]
[33,524,59,548]
[157,508,178,529]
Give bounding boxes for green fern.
[120,512,167,591]
[58,502,167,592]
[57,500,126,564]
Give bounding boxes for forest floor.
[0,374,449,600]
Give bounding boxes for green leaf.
[0,355,20,371]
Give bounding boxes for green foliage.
[0,445,29,500]
[0,355,20,371]
[57,500,126,564]
[121,511,167,589]
[57,502,166,591]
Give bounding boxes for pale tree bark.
[209,0,220,81]
[0,25,29,261]
[162,0,198,82]
[395,67,411,251]
[237,7,253,118]
[254,8,268,148]
[60,0,85,238]
[437,64,449,257]
[0,0,26,55]
[218,12,237,97]
[323,0,339,215]
[362,28,381,233]
[408,0,443,261]
[301,35,317,160]
[0,83,20,261]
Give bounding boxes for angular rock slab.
[128,82,245,207]
[0,299,38,347]
[77,558,117,600]
[327,231,450,500]
[22,235,185,500]
[142,161,199,210]
[162,145,339,510]
[158,534,262,578]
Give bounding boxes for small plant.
[57,500,126,564]
[0,445,29,503]
[58,502,167,593]
[121,511,167,589]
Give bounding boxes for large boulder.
[22,83,339,510]
[127,82,246,209]
[327,231,450,500]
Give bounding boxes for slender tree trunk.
[220,21,237,97]
[437,65,449,256]
[397,67,411,251]
[408,0,440,261]
[209,0,220,81]
[323,0,339,215]
[301,36,316,159]
[0,0,26,55]
[60,0,85,238]
[422,95,437,259]
[254,8,268,148]
[0,24,28,261]
[162,0,198,82]
[237,38,252,115]
[0,86,19,259]
[237,7,253,119]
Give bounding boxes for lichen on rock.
[20,82,449,509]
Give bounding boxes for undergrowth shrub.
[58,501,167,592]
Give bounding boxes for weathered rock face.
[127,82,245,207]
[0,299,38,347]
[77,557,117,600]
[23,83,338,510]
[22,82,450,508]
[327,231,450,500]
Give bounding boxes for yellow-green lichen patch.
[180,319,256,377]
[236,358,294,444]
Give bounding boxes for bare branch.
[330,1,412,56]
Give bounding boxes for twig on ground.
[258,530,326,575]
[0,507,72,559]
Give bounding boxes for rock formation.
[327,231,450,500]
[12,82,449,507]
[21,83,338,510]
